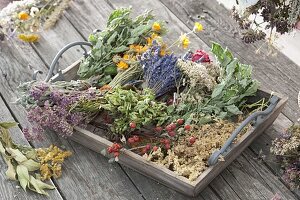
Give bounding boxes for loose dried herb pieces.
[145,120,250,181]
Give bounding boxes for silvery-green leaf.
[16,165,30,191]
[0,142,5,154]
[6,148,28,163]
[225,105,243,115]
[21,159,40,171]
[25,149,37,160]
[4,157,16,180]
[28,175,55,196]
[100,149,107,156]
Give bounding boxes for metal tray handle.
[32,41,92,82]
[208,95,279,166]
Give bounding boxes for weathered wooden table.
[0,0,299,199]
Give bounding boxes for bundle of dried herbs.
[0,0,71,42]
[0,122,71,195]
[232,0,300,43]
[77,7,166,85]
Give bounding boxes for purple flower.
[140,43,181,97]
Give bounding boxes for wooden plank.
[0,40,143,199]
[0,95,63,199]
[159,0,300,122]
[32,15,87,70]
[64,0,114,38]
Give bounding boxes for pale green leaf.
[111,45,129,53]
[28,175,55,196]
[225,105,243,115]
[21,159,40,171]
[16,165,30,191]
[6,148,28,163]
[4,157,16,180]
[0,122,18,129]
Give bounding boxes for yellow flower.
[123,54,130,60]
[193,22,203,32]
[18,11,29,20]
[18,33,39,42]
[151,33,158,39]
[152,22,161,32]
[160,44,167,56]
[179,34,190,49]
[117,61,129,70]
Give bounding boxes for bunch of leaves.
[78,7,166,84]
[0,0,71,42]
[270,125,300,189]
[74,87,171,137]
[174,42,259,123]
[0,122,55,195]
[140,43,181,97]
[16,80,100,137]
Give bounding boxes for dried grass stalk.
[43,0,71,30]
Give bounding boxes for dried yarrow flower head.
[177,59,218,91]
[36,145,72,180]
[145,120,248,181]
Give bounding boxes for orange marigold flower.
[117,61,129,70]
[152,22,161,32]
[18,11,29,20]
[100,85,112,92]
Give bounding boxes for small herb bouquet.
[16,8,266,182]
[0,0,71,42]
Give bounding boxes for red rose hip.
[130,122,136,129]
[184,124,191,131]
[177,119,184,125]
[189,136,196,145]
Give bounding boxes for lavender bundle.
[140,43,181,97]
[17,80,99,138]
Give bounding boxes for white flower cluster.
[177,59,219,91]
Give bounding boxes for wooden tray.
[49,60,288,197]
